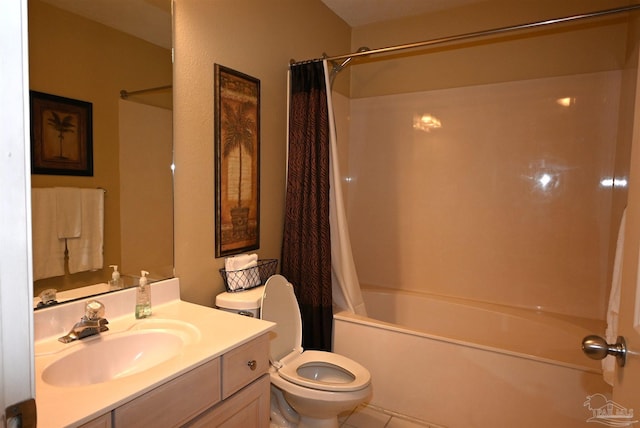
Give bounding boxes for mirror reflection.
[29,0,173,308]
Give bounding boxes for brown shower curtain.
[281,61,332,351]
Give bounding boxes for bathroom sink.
[42,324,198,387]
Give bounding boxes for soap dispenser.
[135,270,152,319]
[109,265,124,290]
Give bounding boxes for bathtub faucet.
[58,300,109,343]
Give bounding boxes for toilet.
[215,283,265,318]
[215,274,372,428]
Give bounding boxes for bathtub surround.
[346,71,622,321]
[327,5,638,423]
[334,287,611,428]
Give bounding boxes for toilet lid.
[260,275,303,363]
[215,285,265,311]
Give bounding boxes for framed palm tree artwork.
[29,91,93,176]
[214,64,260,257]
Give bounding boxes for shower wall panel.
[346,71,622,320]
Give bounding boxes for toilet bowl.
[260,274,372,428]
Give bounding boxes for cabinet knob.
[247,360,257,371]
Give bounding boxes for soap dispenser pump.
[109,265,123,290]
[135,270,152,319]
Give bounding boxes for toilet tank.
[215,285,265,318]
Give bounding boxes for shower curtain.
[323,61,367,317]
[282,61,366,351]
[282,61,332,351]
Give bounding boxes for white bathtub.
[333,286,611,428]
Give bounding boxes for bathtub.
[333,286,611,428]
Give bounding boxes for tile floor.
[339,404,444,428]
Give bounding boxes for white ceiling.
[320,0,486,27]
[40,0,172,48]
[40,0,484,48]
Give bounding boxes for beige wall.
[173,0,350,306]
[348,0,630,97]
[118,100,173,280]
[29,0,172,294]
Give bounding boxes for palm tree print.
[222,100,255,208]
[47,111,75,158]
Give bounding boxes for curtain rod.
[120,85,172,99]
[290,4,640,66]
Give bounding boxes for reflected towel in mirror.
[55,187,82,239]
[32,188,66,280]
[67,189,104,274]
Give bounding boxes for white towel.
[55,187,82,238]
[32,188,66,280]
[225,253,260,290]
[603,208,626,386]
[67,189,104,274]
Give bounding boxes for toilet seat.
[261,275,371,393]
[278,350,370,392]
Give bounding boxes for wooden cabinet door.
[222,334,269,399]
[78,413,111,428]
[114,359,221,427]
[187,374,270,428]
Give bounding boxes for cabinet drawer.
[222,333,269,399]
[78,413,111,428]
[114,358,221,427]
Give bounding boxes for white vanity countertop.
[34,278,274,428]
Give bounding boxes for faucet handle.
[84,300,105,320]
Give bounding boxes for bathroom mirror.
[29,0,174,308]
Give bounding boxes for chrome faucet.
[58,300,109,343]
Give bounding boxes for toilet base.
[270,380,371,428]
[269,385,343,428]
[270,387,299,427]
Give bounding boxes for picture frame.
[29,90,93,176]
[214,64,260,257]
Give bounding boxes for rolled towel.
[225,253,260,291]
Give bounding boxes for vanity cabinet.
[114,359,221,426]
[186,375,270,427]
[106,333,270,428]
[221,333,270,399]
[77,413,111,428]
